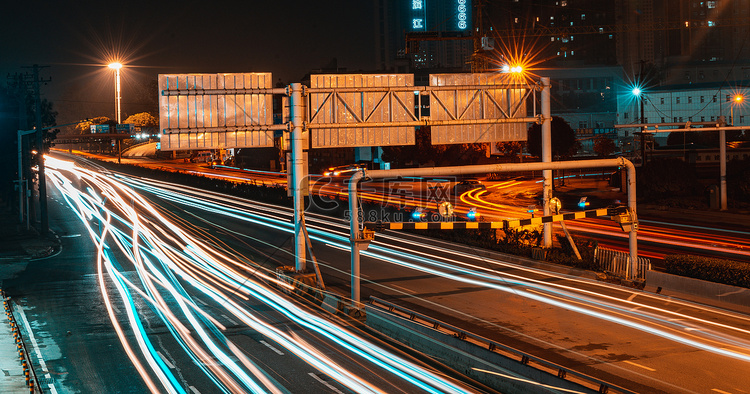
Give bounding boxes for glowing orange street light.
[107,62,123,124]
[731,94,745,126]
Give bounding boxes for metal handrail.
[369,296,636,394]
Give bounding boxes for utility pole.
[22,65,51,237]
[7,74,30,224]
[638,60,646,166]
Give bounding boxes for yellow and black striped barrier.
[364,206,627,231]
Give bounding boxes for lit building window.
[581,14,586,20]
[708,1,716,8]
[412,0,423,9]
[708,21,715,27]
[413,19,424,29]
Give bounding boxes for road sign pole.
[290,83,306,271]
[349,170,365,306]
[541,77,552,248]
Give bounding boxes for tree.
[124,112,157,127]
[593,136,617,158]
[526,116,579,159]
[24,94,59,152]
[495,141,525,162]
[74,117,112,134]
[381,126,489,167]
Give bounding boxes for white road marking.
[627,293,638,301]
[308,372,345,394]
[390,284,416,294]
[711,389,732,394]
[260,340,284,355]
[17,307,58,394]
[189,386,202,394]
[220,313,239,326]
[157,351,176,369]
[624,360,656,372]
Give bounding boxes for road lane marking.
[390,284,416,294]
[189,386,201,394]
[627,293,638,301]
[711,389,732,394]
[220,313,239,326]
[17,307,58,394]
[624,360,656,372]
[157,351,176,368]
[260,340,284,355]
[308,372,345,394]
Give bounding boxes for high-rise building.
[374,0,474,73]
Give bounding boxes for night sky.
[1,0,376,126]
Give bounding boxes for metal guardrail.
[2,289,42,393]
[595,247,651,280]
[369,296,636,394]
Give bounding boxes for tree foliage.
[593,136,617,158]
[526,116,579,158]
[494,141,525,162]
[637,158,701,199]
[75,117,112,134]
[124,112,157,127]
[381,126,488,167]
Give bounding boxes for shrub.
[664,254,750,288]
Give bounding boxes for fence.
[595,246,651,280]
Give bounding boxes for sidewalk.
[0,208,59,393]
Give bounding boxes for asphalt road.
[7,155,485,393]
[113,168,750,393]
[12,153,750,393]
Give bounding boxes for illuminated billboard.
[407,0,471,33]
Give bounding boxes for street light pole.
[108,63,122,124]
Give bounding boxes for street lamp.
[108,62,123,124]
[632,86,646,163]
[731,94,744,125]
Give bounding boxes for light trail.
[45,156,471,394]
[105,164,750,366]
